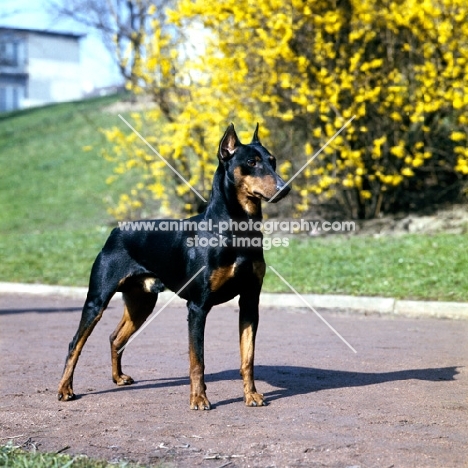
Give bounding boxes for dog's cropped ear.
[218,123,241,162]
[251,122,261,144]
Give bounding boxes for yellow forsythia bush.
[103,0,468,220]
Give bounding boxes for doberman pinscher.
[57,123,290,409]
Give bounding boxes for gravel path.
[1,294,467,467]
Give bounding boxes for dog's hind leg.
[57,251,126,401]
[110,289,157,386]
[57,289,114,401]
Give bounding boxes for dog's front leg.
[239,292,265,407]
[187,302,211,410]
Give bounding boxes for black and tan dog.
[57,123,290,409]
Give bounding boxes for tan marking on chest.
[210,263,237,291]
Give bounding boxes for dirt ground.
[326,204,468,238]
[354,204,468,237]
[0,293,467,467]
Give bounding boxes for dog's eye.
[247,159,257,167]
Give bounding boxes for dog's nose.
[269,178,291,203]
[276,179,291,196]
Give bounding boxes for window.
[0,87,23,112]
[0,41,19,66]
[0,87,6,112]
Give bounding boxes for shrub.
[103,0,468,220]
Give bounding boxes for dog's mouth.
[252,191,271,202]
[253,186,290,203]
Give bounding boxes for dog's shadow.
[87,365,460,407]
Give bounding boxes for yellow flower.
[390,146,405,158]
[282,110,294,121]
[450,132,466,142]
[390,112,402,122]
[412,158,424,168]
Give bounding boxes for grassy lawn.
[263,234,468,301]
[0,443,147,468]
[0,95,123,285]
[0,95,122,234]
[1,97,468,301]
[0,227,108,286]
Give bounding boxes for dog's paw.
[57,384,75,402]
[245,392,265,407]
[113,374,134,386]
[190,394,211,410]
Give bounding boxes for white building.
[0,27,84,112]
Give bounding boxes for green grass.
[0,227,109,285]
[263,234,468,301]
[0,95,124,285]
[2,97,468,300]
[0,94,122,234]
[0,443,146,468]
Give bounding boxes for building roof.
[0,26,85,40]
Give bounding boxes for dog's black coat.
[58,123,290,409]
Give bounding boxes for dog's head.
[218,124,291,213]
